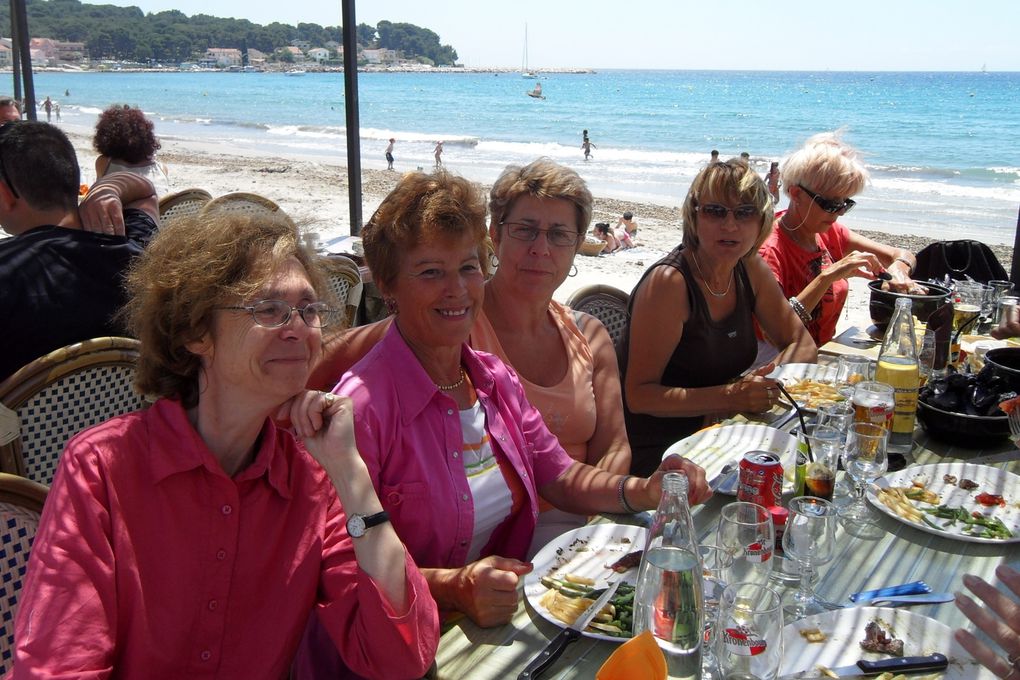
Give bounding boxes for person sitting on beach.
[385,138,395,170]
[0,96,21,122]
[758,131,924,347]
[764,161,781,203]
[593,221,622,253]
[93,104,170,196]
[295,171,711,654]
[0,121,159,381]
[620,158,816,476]
[13,210,439,678]
[617,210,639,238]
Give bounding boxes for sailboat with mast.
[521,23,536,79]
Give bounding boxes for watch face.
[347,514,367,538]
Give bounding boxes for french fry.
[877,487,924,522]
[784,378,845,410]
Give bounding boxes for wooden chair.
[0,472,48,674]
[0,337,146,487]
[319,255,364,332]
[158,188,212,226]
[565,284,631,350]
[200,192,281,217]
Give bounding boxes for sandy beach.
[62,127,1015,337]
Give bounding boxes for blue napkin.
[850,580,932,602]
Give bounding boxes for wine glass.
[716,502,775,587]
[840,422,889,526]
[782,497,837,620]
[835,356,873,398]
[715,582,784,680]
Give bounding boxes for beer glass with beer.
[840,422,889,526]
[852,381,894,430]
[953,282,985,333]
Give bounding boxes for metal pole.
[9,0,21,106]
[11,0,35,120]
[341,0,363,236]
[1011,205,1020,288]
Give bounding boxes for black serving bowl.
[916,399,1010,447]
[868,280,952,328]
[984,347,1020,394]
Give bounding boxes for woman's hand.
[954,564,1020,679]
[823,250,883,283]
[725,364,781,413]
[433,557,533,628]
[285,390,358,466]
[637,454,712,508]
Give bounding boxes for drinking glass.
[715,582,784,680]
[954,282,985,332]
[782,497,837,620]
[816,402,855,446]
[700,544,734,678]
[835,356,873,398]
[716,502,775,587]
[917,330,937,387]
[840,422,889,523]
[795,424,841,502]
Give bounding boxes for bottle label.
[723,624,768,656]
[744,540,772,564]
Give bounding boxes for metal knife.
[517,579,623,680]
[709,463,737,492]
[778,653,948,680]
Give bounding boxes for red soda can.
[737,451,783,508]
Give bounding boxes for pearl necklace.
[434,368,466,391]
[689,251,732,298]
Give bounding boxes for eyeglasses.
[501,221,580,248]
[0,121,19,199]
[797,184,856,214]
[217,299,335,329]
[695,202,759,222]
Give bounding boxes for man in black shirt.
[0,122,159,380]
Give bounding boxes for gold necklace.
[434,368,466,391]
[689,251,732,298]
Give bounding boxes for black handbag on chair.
[912,239,1008,284]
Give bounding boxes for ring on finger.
[322,392,335,408]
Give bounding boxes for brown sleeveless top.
[620,246,758,476]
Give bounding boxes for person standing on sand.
[764,161,781,203]
[42,96,52,122]
[433,141,443,167]
[385,138,395,170]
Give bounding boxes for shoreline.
[62,127,1015,334]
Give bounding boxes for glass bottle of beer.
[876,297,920,454]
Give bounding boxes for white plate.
[663,423,799,495]
[867,462,1020,544]
[768,363,842,412]
[524,524,646,643]
[780,607,991,679]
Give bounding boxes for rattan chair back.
[158,188,212,226]
[565,284,631,350]
[0,337,146,486]
[0,472,48,674]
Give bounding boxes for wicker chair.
[0,337,146,487]
[158,188,212,226]
[0,472,48,674]
[200,192,281,217]
[565,284,631,350]
[319,255,364,332]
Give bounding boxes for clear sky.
[83,0,1019,71]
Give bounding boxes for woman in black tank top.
[620,159,817,476]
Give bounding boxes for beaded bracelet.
[789,296,812,325]
[617,475,639,514]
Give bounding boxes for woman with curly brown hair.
[93,104,170,195]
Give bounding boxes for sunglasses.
[695,202,759,222]
[798,184,855,214]
[0,121,19,199]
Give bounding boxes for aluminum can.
[737,451,783,508]
[996,296,1020,326]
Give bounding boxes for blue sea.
[33,69,1020,243]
